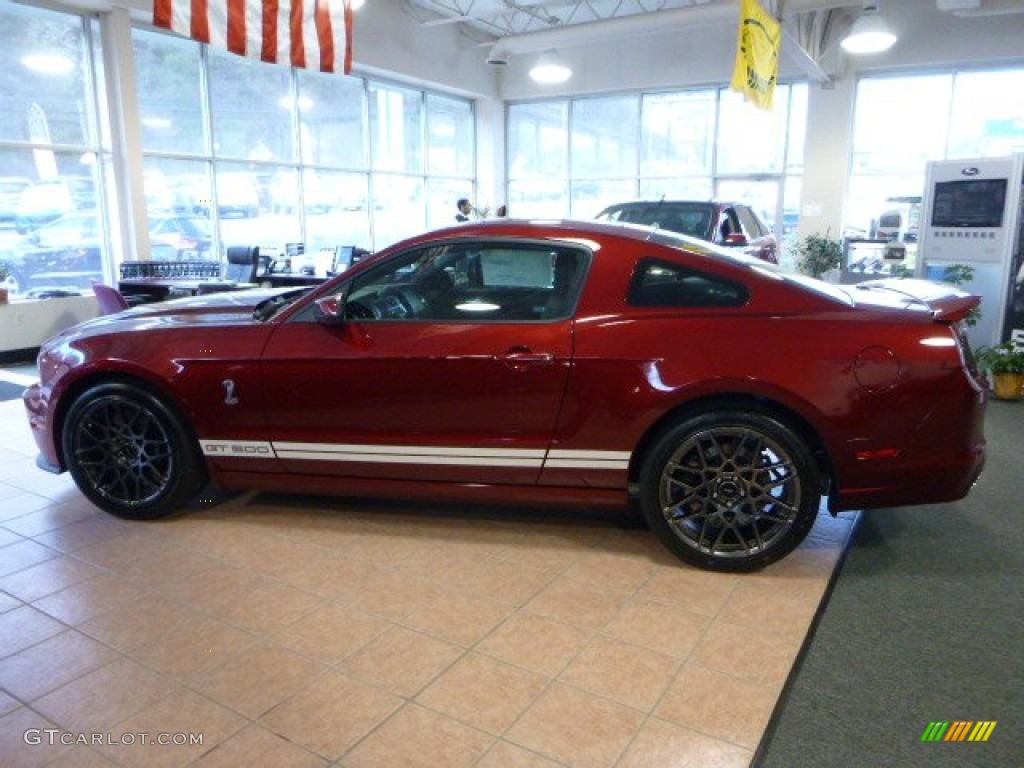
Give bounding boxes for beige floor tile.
[338,624,463,697]
[30,516,132,556]
[655,663,778,750]
[0,604,65,658]
[32,657,176,732]
[0,688,20,716]
[273,548,381,598]
[400,591,516,647]
[476,611,593,677]
[417,652,549,735]
[271,602,389,664]
[0,490,58,521]
[0,590,23,614]
[637,566,742,616]
[113,549,222,592]
[0,555,104,603]
[691,618,804,687]
[506,682,646,768]
[260,669,403,759]
[130,614,259,681]
[192,724,328,767]
[77,596,203,653]
[716,578,820,639]
[340,568,446,620]
[1,504,96,538]
[559,635,680,712]
[155,561,262,614]
[602,597,712,660]
[342,703,493,768]
[0,706,73,768]
[215,579,326,635]
[618,717,753,768]
[0,526,23,547]
[475,740,565,768]
[186,642,326,719]
[0,628,119,701]
[0,538,59,578]
[524,576,631,631]
[451,555,555,607]
[561,532,664,593]
[38,745,118,767]
[93,687,246,768]
[64,528,170,568]
[32,573,146,625]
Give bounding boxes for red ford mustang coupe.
[22,219,987,571]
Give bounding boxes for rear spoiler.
[855,278,981,323]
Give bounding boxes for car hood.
[847,278,980,323]
[56,286,299,342]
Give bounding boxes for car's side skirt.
[209,467,630,509]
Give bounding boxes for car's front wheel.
[62,382,208,519]
[638,410,821,571]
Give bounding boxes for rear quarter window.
[628,258,749,308]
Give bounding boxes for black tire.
[61,382,208,520]
[638,410,820,571]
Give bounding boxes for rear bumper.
[830,383,987,512]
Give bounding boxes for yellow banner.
[731,0,781,110]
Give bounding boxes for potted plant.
[795,232,843,280]
[974,341,1024,400]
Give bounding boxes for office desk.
[259,273,329,289]
[119,278,252,301]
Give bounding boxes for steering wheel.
[377,287,416,319]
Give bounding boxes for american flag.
[153,0,354,74]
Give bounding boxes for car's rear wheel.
[62,382,208,519]
[638,410,820,571]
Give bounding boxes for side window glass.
[736,206,762,238]
[628,258,749,308]
[344,242,587,322]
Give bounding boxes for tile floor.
[0,383,858,768]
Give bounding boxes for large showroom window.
[507,84,806,263]
[845,66,1024,239]
[0,3,111,297]
[132,26,475,269]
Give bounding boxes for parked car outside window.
[595,200,779,263]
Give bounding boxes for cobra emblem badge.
[222,379,240,406]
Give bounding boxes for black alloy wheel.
[639,410,821,571]
[62,382,207,519]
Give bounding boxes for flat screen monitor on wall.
[930,178,1008,228]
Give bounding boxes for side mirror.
[314,291,347,325]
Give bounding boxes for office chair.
[223,245,260,283]
[92,282,130,315]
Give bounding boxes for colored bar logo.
[921,721,997,742]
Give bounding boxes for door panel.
[259,319,573,484]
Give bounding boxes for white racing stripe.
[200,440,630,470]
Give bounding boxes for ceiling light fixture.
[841,2,898,54]
[530,50,572,84]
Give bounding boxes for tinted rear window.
[629,258,749,308]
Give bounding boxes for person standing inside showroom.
[455,198,473,222]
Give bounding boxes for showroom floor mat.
[757,399,1023,768]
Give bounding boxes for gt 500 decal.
[199,439,629,470]
[201,440,276,457]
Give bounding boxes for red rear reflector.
[856,448,902,460]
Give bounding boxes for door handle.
[502,348,554,370]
